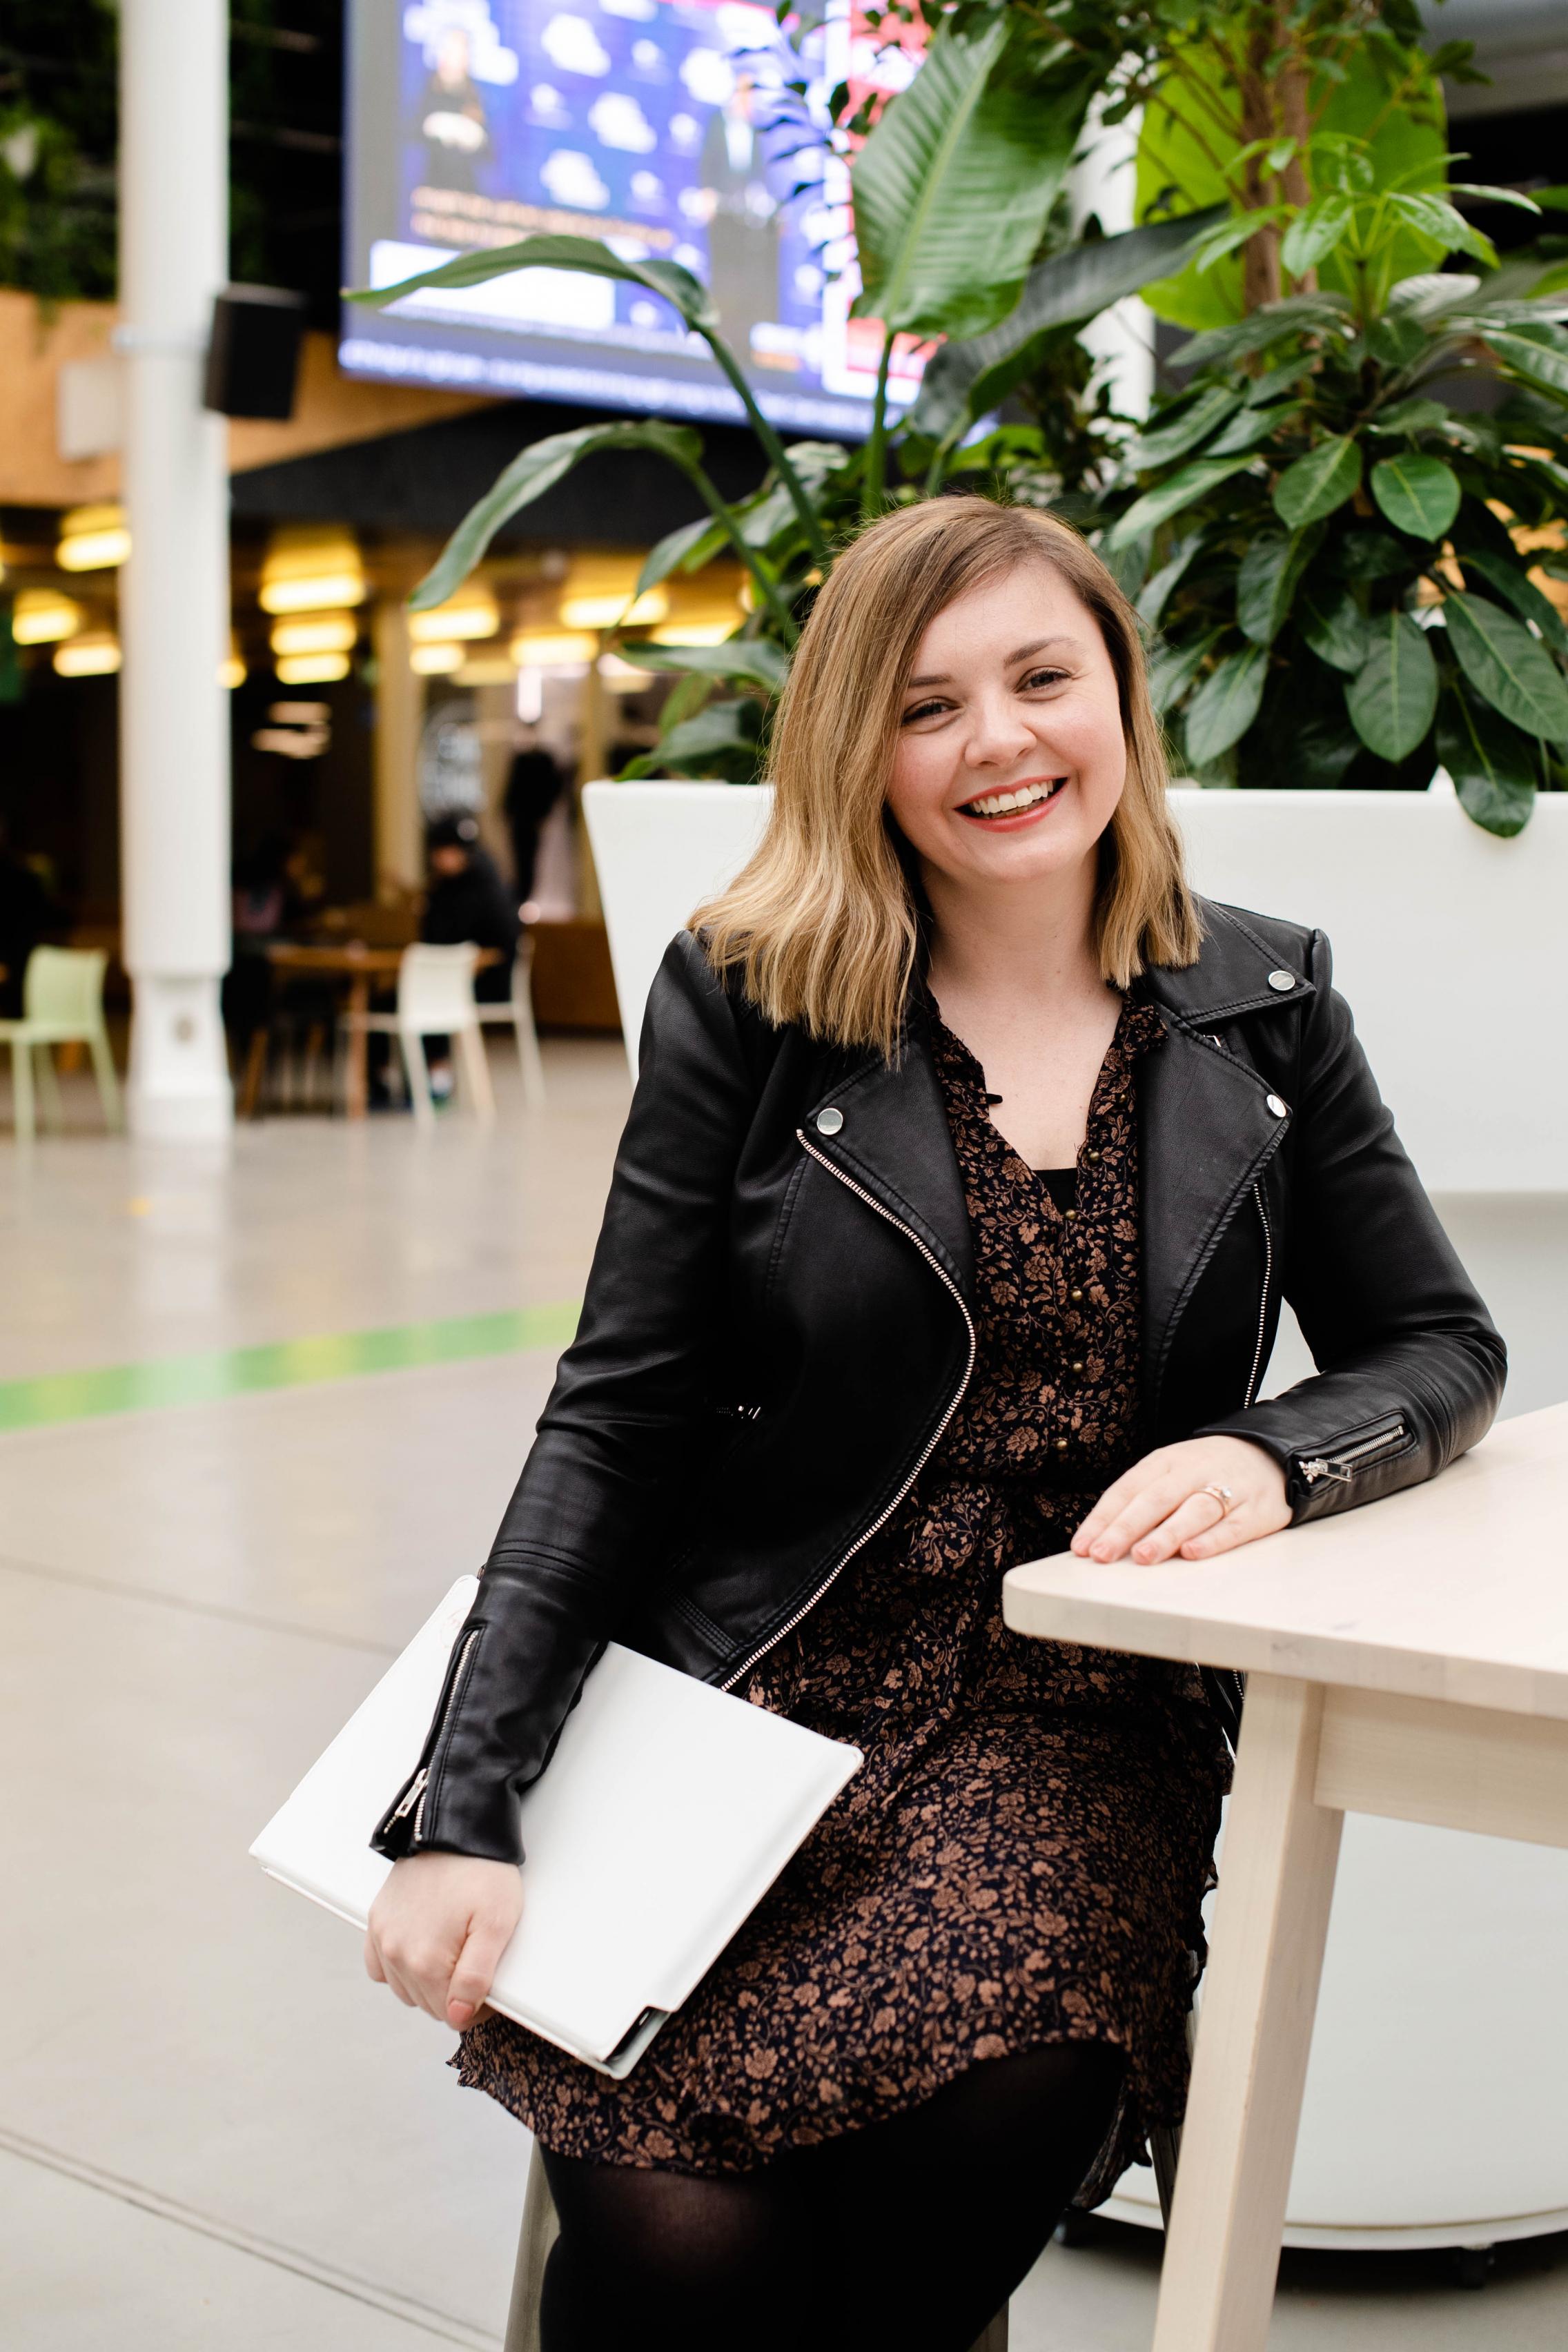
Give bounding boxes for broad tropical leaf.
[1206,401,1304,458]
[615,638,789,693]
[1170,293,1354,373]
[852,20,1095,341]
[1126,384,1239,471]
[1345,612,1439,760]
[908,210,1224,444]
[1455,548,1568,656]
[1299,584,1374,674]
[1184,644,1268,765]
[349,232,716,332]
[1273,436,1363,530]
[636,516,725,602]
[1237,527,1322,647]
[1370,454,1461,540]
[1280,195,1355,280]
[1435,681,1538,836]
[1444,590,1568,738]
[623,697,763,781]
[1146,627,1224,717]
[409,422,703,609]
[1137,538,1203,631]
[1103,456,1257,552]
[1479,324,1568,398]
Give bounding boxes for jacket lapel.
[802,1006,977,1301]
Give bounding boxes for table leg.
[1151,1674,1344,2352]
[346,977,369,1120]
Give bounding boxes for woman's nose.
[963,692,1037,768]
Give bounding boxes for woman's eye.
[901,698,950,725]
[1020,667,1068,692]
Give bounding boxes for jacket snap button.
[1266,1092,1288,1118]
[815,1106,844,1136]
[1268,969,1296,992]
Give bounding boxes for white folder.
[250,1577,861,2077]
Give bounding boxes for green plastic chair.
[0,947,121,1141]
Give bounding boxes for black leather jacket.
[373,898,1505,1865]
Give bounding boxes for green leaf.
[1444,589,1568,738]
[1102,456,1257,553]
[1184,644,1269,765]
[1273,436,1363,529]
[1280,194,1354,279]
[409,422,703,609]
[349,232,716,333]
[1480,325,1568,398]
[851,19,1092,340]
[907,209,1225,446]
[1336,530,1412,582]
[1367,397,1450,436]
[1206,401,1302,458]
[636,516,725,602]
[616,638,789,693]
[1369,454,1461,540]
[1126,384,1240,471]
[1435,681,1538,836]
[1454,548,1568,656]
[1170,293,1353,373]
[1345,613,1439,760]
[1237,526,1323,648]
[1146,627,1224,717]
[1137,538,1202,631]
[625,697,763,781]
[1299,584,1373,674]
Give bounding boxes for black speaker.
[204,284,306,420]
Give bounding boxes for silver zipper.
[1299,1420,1410,1484]
[388,1627,483,1843]
[388,1767,427,1824]
[1242,1180,1273,1410]
[720,1133,977,1692]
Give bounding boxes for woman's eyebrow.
[905,634,1077,691]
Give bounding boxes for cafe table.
[265,942,501,1119]
[1003,1399,1568,2352]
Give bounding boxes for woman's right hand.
[365,1852,524,2031]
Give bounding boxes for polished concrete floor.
[2,1042,1565,2349]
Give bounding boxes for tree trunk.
[1239,17,1281,314]
[1278,55,1317,293]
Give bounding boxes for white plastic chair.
[342,943,494,1128]
[473,933,547,1107]
[502,2139,1010,2351]
[0,946,121,1141]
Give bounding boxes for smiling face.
[885,558,1128,896]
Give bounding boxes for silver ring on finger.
[1200,1482,1235,1516]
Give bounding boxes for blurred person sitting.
[419,814,519,1101]
[0,815,65,1019]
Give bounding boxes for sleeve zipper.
[1298,1415,1411,1486]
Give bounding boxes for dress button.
[1268,969,1296,993]
[1070,1360,1084,1375]
[1064,1208,1077,1222]
[1266,1092,1288,1119]
[1086,1150,1100,1164]
[815,1106,844,1136]
[1070,1288,1083,1303]
[1054,1436,1069,1452]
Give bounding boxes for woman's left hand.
[1070,1436,1289,1565]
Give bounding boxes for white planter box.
[585,778,1568,2250]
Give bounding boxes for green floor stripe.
[0,1301,582,1433]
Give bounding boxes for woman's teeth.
[961,779,1064,819]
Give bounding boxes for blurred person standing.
[502,741,566,912]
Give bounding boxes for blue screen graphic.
[341,0,921,435]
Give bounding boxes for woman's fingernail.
[449,2003,474,2027]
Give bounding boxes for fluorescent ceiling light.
[410,641,466,674]
[509,629,598,667]
[454,656,520,686]
[270,612,358,656]
[408,592,500,643]
[57,503,130,571]
[53,632,121,676]
[275,651,351,685]
[559,586,669,629]
[259,570,366,615]
[13,589,84,645]
[647,620,742,647]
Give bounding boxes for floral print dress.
[455,994,1231,2202]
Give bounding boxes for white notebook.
[251,1577,861,2077]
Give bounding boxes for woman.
[366,499,1504,2349]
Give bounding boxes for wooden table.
[265,943,500,1119]
[1003,1401,1568,2352]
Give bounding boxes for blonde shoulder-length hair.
[692,495,1202,1059]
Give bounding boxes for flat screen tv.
[341,0,926,437]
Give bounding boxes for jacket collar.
[1141,896,1315,1029]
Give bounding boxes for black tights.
[539,2041,1124,2352]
